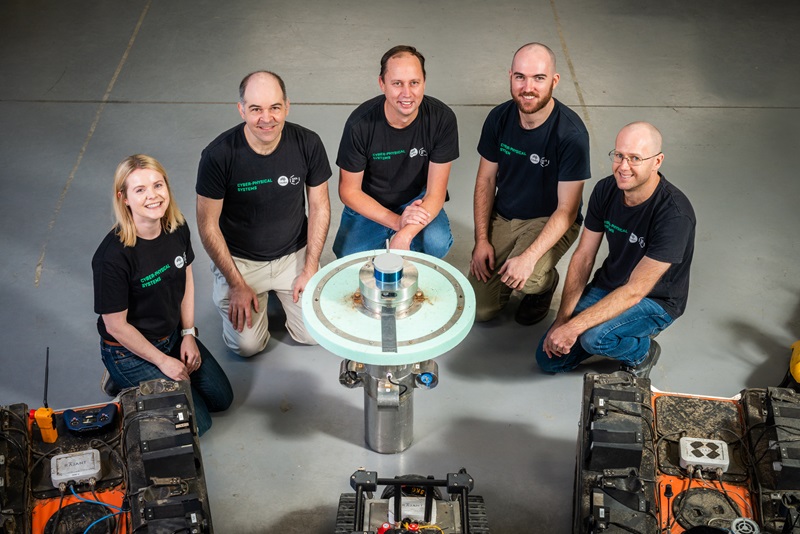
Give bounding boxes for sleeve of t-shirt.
[645,205,694,265]
[304,132,333,187]
[584,179,610,233]
[476,111,500,163]
[429,107,459,164]
[92,246,130,315]
[183,225,195,266]
[336,117,369,173]
[556,131,591,182]
[195,144,229,200]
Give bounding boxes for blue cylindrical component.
[418,373,434,386]
[373,253,404,287]
[375,268,402,285]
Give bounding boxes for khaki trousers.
[469,214,580,322]
[211,247,316,357]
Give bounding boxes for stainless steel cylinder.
[362,364,415,453]
[358,257,419,317]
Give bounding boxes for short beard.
[513,82,554,115]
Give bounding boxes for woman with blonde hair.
[92,154,232,435]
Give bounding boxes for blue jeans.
[332,191,453,259]
[100,330,233,435]
[536,286,674,373]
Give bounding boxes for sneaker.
[515,270,559,326]
[100,369,121,396]
[620,340,661,379]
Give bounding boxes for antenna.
[43,347,50,408]
[35,347,58,443]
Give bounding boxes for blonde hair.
[112,154,185,247]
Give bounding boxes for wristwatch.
[180,327,199,338]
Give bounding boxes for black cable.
[606,401,657,458]
[654,430,686,477]
[0,406,29,429]
[90,437,128,493]
[386,375,408,395]
[0,421,33,534]
[0,433,27,469]
[736,422,777,523]
[750,423,800,465]
[0,434,29,521]
[713,469,744,519]
[49,485,67,534]
[705,428,751,483]
[78,486,120,534]
[29,447,63,483]
[720,425,767,517]
[655,430,685,455]
[669,468,695,531]
[752,425,800,466]
[85,435,128,534]
[606,401,655,423]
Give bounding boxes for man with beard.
[469,43,590,325]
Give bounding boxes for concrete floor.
[1,0,799,532]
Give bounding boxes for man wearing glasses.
[469,42,590,325]
[536,122,695,378]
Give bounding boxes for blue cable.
[69,485,124,512]
[82,511,124,534]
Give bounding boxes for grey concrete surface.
[1,0,798,532]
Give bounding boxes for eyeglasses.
[608,150,662,167]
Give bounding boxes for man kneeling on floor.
[537,122,695,378]
[469,42,590,325]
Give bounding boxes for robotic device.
[573,365,800,533]
[335,468,490,534]
[0,378,213,533]
[303,249,475,453]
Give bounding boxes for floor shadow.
[728,319,795,388]
[410,415,580,532]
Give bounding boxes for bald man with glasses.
[536,122,696,378]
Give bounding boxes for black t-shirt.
[337,95,459,210]
[196,122,332,261]
[584,174,696,318]
[92,224,195,341]
[477,99,590,222]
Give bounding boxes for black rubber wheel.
[335,493,357,534]
[467,494,490,534]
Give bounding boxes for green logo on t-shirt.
[604,220,629,234]
[372,150,406,161]
[140,264,170,288]
[499,143,526,156]
[237,178,273,192]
